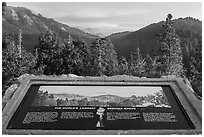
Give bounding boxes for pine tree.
[35,29,62,75]
[118,56,129,75]
[157,14,184,77]
[2,34,36,95]
[61,34,78,74]
[103,39,118,76]
[2,34,13,49]
[90,38,118,76]
[189,40,202,96]
[90,38,105,76]
[144,54,153,76]
[72,39,92,76]
[128,47,145,77]
[145,55,160,78]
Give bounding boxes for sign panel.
[7,85,194,130]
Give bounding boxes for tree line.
[32,89,169,107]
[2,14,202,97]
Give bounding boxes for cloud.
[55,3,149,19]
[8,2,201,36]
[68,8,108,18]
[82,22,118,28]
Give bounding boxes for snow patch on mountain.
[11,9,19,20]
[41,23,48,29]
[31,10,39,16]
[80,27,105,37]
[61,27,66,31]
[23,15,33,25]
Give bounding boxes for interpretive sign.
[7,85,194,130]
[2,75,202,134]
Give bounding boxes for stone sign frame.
[2,75,202,135]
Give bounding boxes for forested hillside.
[2,3,202,98]
[107,17,202,97]
[107,17,201,58]
[2,4,97,53]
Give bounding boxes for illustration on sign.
[31,86,171,108]
[96,107,105,128]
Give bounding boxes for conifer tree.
[35,29,62,75]
[157,14,184,77]
[118,56,129,75]
[3,34,11,49]
[103,39,118,76]
[189,41,202,96]
[145,54,153,76]
[2,34,36,95]
[90,38,106,76]
[60,35,78,74]
[72,39,92,76]
[129,47,145,77]
[90,38,118,76]
[145,55,160,78]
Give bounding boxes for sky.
[7,2,202,35]
[39,86,164,97]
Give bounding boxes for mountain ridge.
[3,5,202,60]
[2,5,97,53]
[106,17,202,58]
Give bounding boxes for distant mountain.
[80,27,106,38]
[91,94,125,103]
[106,17,202,58]
[3,4,201,60]
[54,93,85,100]
[53,93,124,103]
[51,92,171,108]
[107,31,132,41]
[2,5,97,53]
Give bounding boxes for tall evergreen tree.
[189,40,202,96]
[145,55,160,78]
[103,39,118,76]
[60,35,78,74]
[144,54,154,77]
[118,56,129,75]
[90,38,105,76]
[128,47,146,77]
[2,35,36,95]
[2,34,13,49]
[35,29,62,75]
[90,38,118,76]
[157,14,184,77]
[72,39,92,76]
